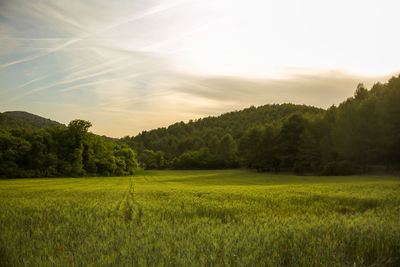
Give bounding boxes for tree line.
[1,75,399,177]
[0,120,137,178]
[122,75,400,174]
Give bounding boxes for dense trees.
[2,75,400,176]
[123,75,400,174]
[122,104,322,170]
[138,150,165,169]
[0,120,137,178]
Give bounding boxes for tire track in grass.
[107,178,131,218]
[109,178,141,222]
[142,175,150,183]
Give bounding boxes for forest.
[1,75,399,177]
[0,120,137,178]
[123,75,400,174]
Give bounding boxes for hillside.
[1,75,399,174]
[122,75,400,172]
[122,103,323,163]
[0,111,65,130]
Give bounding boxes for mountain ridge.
[0,111,65,130]
[122,103,324,161]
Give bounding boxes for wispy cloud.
[1,0,399,137]
[0,0,185,70]
[59,70,155,93]
[0,38,82,70]
[171,71,395,109]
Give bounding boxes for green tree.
[239,126,264,171]
[138,150,165,169]
[295,129,320,174]
[278,113,308,169]
[218,133,237,167]
[207,135,220,155]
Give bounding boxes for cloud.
[0,38,83,70]
[0,0,185,71]
[171,71,395,110]
[1,0,399,137]
[87,70,397,137]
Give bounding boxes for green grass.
[1,170,399,266]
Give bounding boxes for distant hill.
[121,75,400,172]
[0,111,119,141]
[0,111,65,130]
[122,103,324,160]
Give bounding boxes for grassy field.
[0,170,399,266]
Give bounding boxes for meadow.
[0,170,399,266]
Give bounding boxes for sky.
[0,0,399,137]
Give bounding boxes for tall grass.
[0,170,399,266]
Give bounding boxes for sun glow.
[1,0,399,136]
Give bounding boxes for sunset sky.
[1,0,399,137]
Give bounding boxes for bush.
[322,160,356,176]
